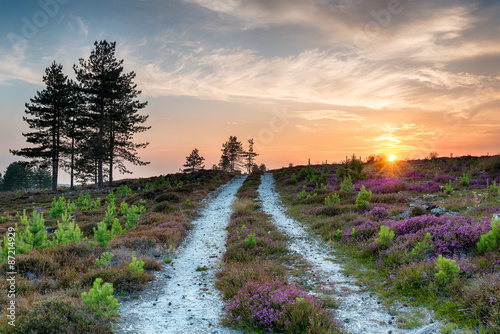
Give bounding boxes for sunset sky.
[1,0,499,181]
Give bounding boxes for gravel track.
[258,173,441,334]
[116,175,247,334]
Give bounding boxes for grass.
[273,155,500,332]
[0,169,233,332]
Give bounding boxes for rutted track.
[116,175,247,334]
[258,173,442,334]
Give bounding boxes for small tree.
[242,138,259,174]
[220,136,243,172]
[182,148,205,173]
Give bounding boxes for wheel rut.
[257,173,442,334]
[116,175,247,334]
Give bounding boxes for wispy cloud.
[295,110,365,122]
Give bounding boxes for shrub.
[126,210,140,229]
[356,185,372,208]
[435,255,460,285]
[290,174,297,184]
[489,180,500,195]
[16,209,51,254]
[462,273,500,332]
[375,225,394,246]
[223,278,339,333]
[477,217,500,253]
[54,212,84,246]
[411,232,433,259]
[82,278,119,319]
[103,202,116,228]
[154,192,181,203]
[129,251,145,274]
[93,221,113,247]
[16,294,112,334]
[111,218,125,236]
[50,195,67,218]
[244,233,257,247]
[444,180,454,195]
[118,201,129,216]
[152,202,177,214]
[339,176,355,193]
[96,252,114,270]
[461,172,470,187]
[115,184,132,197]
[325,193,340,206]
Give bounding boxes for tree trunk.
[52,118,58,191]
[70,133,74,189]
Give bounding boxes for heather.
[275,155,500,331]
[217,172,344,333]
[0,170,231,332]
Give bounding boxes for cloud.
[295,110,365,122]
[0,45,41,85]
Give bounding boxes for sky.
[1,0,499,181]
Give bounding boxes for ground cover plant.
[274,155,500,332]
[217,171,345,333]
[0,170,231,332]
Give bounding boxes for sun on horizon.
[389,155,396,162]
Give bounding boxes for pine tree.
[242,138,259,174]
[2,162,30,191]
[183,148,205,173]
[74,40,150,188]
[220,136,243,172]
[10,61,72,190]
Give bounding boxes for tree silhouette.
[10,61,72,190]
[241,138,259,174]
[220,136,243,172]
[74,40,149,187]
[183,148,205,173]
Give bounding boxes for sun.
[388,155,396,162]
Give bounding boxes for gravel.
[115,175,247,334]
[257,173,443,334]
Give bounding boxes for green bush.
[340,176,355,193]
[477,218,500,253]
[115,184,132,197]
[434,255,460,285]
[244,233,257,247]
[50,195,67,218]
[444,180,454,195]
[129,251,145,274]
[82,278,119,319]
[118,201,129,216]
[325,193,340,206]
[54,212,84,246]
[93,221,113,247]
[103,202,116,228]
[375,225,394,246]
[411,232,433,259]
[16,210,51,254]
[460,173,470,187]
[356,185,372,208]
[96,252,114,270]
[111,218,125,236]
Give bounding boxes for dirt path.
[258,173,442,334]
[115,175,247,334]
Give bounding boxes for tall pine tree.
[10,61,72,190]
[74,40,149,187]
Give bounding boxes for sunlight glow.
[389,155,396,162]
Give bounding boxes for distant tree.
[259,163,267,172]
[2,162,30,191]
[10,61,72,191]
[428,152,439,160]
[241,138,259,174]
[30,167,51,190]
[183,148,205,173]
[220,136,243,172]
[0,172,3,191]
[74,40,150,188]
